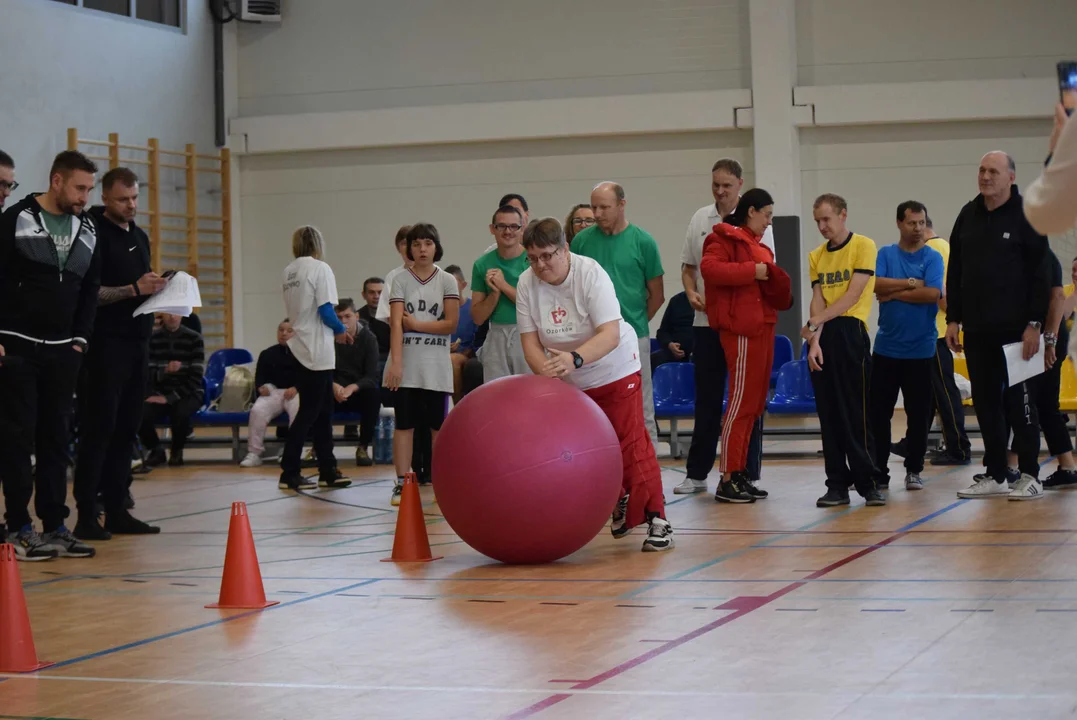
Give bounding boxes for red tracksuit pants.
[719,325,775,474]
[584,372,665,530]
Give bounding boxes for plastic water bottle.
[373,416,387,464]
[384,414,394,465]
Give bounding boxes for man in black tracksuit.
[334,299,381,466]
[73,167,167,540]
[140,315,206,466]
[945,151,1050,500]
[0,150,101,561]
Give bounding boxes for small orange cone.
[206,502,280,609]
[382,473,442,563]
[0,543,52,672]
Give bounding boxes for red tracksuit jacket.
[700,223,793,337]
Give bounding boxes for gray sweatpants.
[481,323,531,383]
[638,336,659,450]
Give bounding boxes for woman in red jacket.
[700,188,793,503]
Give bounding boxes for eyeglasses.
[527,246,564,266]
[571,217,596,227]
[0,180,18,192]
[494,223,522,233]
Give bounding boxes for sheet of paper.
[1003,340,1046,387]
[133,271,203,317]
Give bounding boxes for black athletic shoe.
[930,451,971,466]
[167,448,184,467]
[1043,468,1077,489]
[279,473,316,490]
[610,495,631,538]
[816,490,850,507]
[319,469,352,489]
[744,478,769,499]
[144,447,167,468]
[864,489,887,506]
[105,509,161,535]
[75,517,112,541]
[715,475,756,504]
[890,439,908,459]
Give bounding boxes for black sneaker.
[355,446,374,467]
[744,478,769,500]
[930,451,971,466]
[144,447,167,468]
[890,439,908,459]
[7,526,59,562]
[279,473,316,490]
[642,517,674,552]
[816,490,850,507]
[391,483,403,506]
[105,509,162,535]
[75,517,112,541]
[319,469,352,489]
[42,526,96,558]
[864,489,887,506]
[124,490,136,510]
[1043,468,1077,489]
[715,475,756,504]
[610,495,630,538]
[167,448,184,467]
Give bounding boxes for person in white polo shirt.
[516,217,673,553]
[676,158,774,496]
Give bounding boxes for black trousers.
[336,385,380,446]
[963,331,1041,480]
[870,354,933,483]
[685,326,764,482]
[139,394,203,453]
[281,366,337,478]
[461,357,484,397]
[0,337,82,533]
[1010,347,1072,458]
[809,317,877,497]
[929,338,972,459]
[74,336,148,517]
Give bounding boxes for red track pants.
[585,372,665,530]
[719,326,774,474]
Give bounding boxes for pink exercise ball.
[432,375,623,564]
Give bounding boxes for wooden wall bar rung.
[117,143,153,152]
[200,215,224,221]
[84,154,111,162]
[161,162,187,170]
[197,228,224,235]
[77,138,113,148]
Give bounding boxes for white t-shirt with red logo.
[516,253,641,391]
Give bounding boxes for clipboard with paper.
[132,271,202,318]
[1003,341,1046,387]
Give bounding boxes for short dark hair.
[405,222,444,262]
[394,224,412,248]
[499,193,528,212]
[362,277,384,292]
[335,298,357,313]
[723,188,774,227]
[0,150,13,169]
[711,158,743,178]
[101,167,139,192]
[49,150,97,179]
[925,213,934,229]
[522,217,567,251]
[896,200,927,222]
[491,204,523,225]
[444,264,465,280]
[813,193,848,214]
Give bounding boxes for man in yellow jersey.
[802,194,885,508]
[892,215,972,465]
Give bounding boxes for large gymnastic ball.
[432,375,623,564]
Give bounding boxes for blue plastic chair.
[800,341,809,360]
[767,360,817,414]
[772,335,794,387]
[204,348,254,403]
[652,362,695,417]
[649,337,661,355]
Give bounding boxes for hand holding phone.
[1058,61,1077,117]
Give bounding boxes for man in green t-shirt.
[571,182,665,447]
[471,204,532,381]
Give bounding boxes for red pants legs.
[719,327,774,474]
[585,372,664,529]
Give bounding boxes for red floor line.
[505,531,912,718]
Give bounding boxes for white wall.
[0,0,217,190]
[239,131,753,352]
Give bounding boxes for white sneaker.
[957,475,1011,499]
[904,472,923,491]
[673,478,707,495]
[1008,473,1044,501]
[642,517,674,552]
[239,452,263,468]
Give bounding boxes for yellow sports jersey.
[809,232,877,325]
[926,236,950,339]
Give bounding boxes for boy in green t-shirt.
[572,182,665,448]
[471,204,532,382]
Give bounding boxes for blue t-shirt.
[874,244,944,359]
[453,297,477,352]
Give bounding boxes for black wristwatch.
[571,351,584,369]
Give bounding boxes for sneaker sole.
[1008,492,1045,501]
[956,491,1011,498]
[905,484,924,491]
[319,482,353,489]
[54,548,96,558]
[672,486,706,495]
[715,495,755,504]
[641,539,675,552]
[816,499,851,508]
[14,553,57,562]
[865,499,887,507]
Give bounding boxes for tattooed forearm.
[98,285,136,306]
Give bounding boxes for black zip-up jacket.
[655,291,695,355]
[0,193,101,345]
[945,185,1049,336]
[333,325,380,391]
[148,325,205,404]
[254,343,299,391]
[88,206,154,341]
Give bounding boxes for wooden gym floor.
[3,440,1077,719]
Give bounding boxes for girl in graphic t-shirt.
[516,218,674,552]
[385,223,460,506]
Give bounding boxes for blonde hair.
[292,225,326,259]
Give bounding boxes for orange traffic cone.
[0,543,52,672]
[382,473,442,563]
[206,502,280,609]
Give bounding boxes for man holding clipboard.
[945,152,1051,500]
